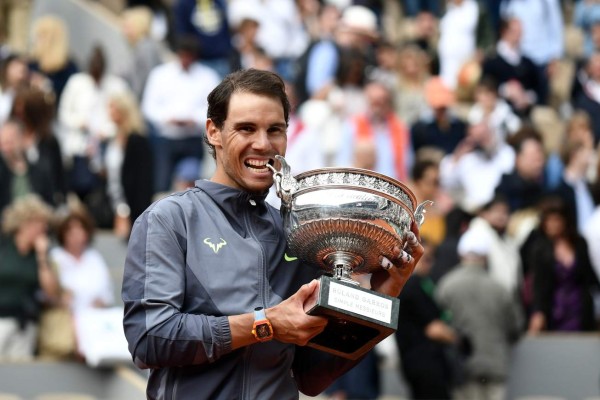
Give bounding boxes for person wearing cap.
[436,227,523,400]
[411,76,467,156]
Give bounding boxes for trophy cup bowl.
[268,155,432,359]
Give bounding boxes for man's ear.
[206,119,221,147]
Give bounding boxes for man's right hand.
[267,280,328,346]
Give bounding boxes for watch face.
[256,323,272,339]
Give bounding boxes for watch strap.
[254,307,267,320]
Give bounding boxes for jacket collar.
[194,179,269,209]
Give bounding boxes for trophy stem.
[324,251,363,285]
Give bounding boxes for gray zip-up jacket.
[122,180,359,399]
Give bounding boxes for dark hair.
[537,195,578,245]
[55,207,96,247]
[411,159,438,182]
[87,44,106,82]
[12,86,55,138]
[0,53,27,88]
[476,75,499,94]
[174,34,200,56]
[479,193,509,213]
[507,124,544,154]
[205,68,290,159]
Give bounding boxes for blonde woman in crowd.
[105,90,153,239]
[0,194,59,361]
[394,43,430,127]
[28,15,79,104]
[120,6,165,100]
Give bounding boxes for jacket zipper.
[240,200,269,399]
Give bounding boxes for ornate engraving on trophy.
[268,155,432,359]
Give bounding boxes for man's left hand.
[370,221,423,297]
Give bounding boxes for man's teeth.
[246,160,269,168]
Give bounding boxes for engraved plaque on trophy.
[268,156,431,359]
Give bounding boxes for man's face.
[503,19,522,47]
[207,92,287,194]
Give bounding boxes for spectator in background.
[572,52,600,145]
[367,40,399,89]
[429,207,472,283]
[58,45,129,201]
[0,53,29,125]
[120,6,166,100]
[336,80,411,181]
[406,11,440,75]
[299,45,370,167]
[28,15,78,105]
[393,44,430,127]
[495,129,548,213]
[0,194,59,361]
[410,158,452,247]
[141,35,220,193]
[292,2,342,106]
[228,0,309,81]
[301,5,377,103]
[125,0,175,48]
[49,206,114,360]
[467,76,522,143]
[105,91,154,239]
[50,206,114,316]
[554,140,596,234]
[525,196,599,333]
[0,119,55,212]
[573,0,600,58]
[12,86,66,207]
[411,77,467,156]
[481,17,541,117]
[437,0,479,89]
[227,6,265,72]
[173,0,231,78]
[545,110,598,189]
[436,228,523,400]
[583,157,600,293]
[500,0,563,106]
[464,194,522,297]
[440,120,515,214]
[396,240,458,400]
[295,0,323,41]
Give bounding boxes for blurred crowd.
[1,0,600,399]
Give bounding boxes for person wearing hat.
[436,227,523,400]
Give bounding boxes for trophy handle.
[414,200,434,227]
[266,155,297,206]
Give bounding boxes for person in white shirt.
[228,0,309,81]
[50,207,114,316]
[467,76,522,143]
[438,0,479,89]
[440,121,516,214]
[141,35,220,193]
[463,194,522,296]
[58,45,129,197]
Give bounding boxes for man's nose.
[253,130,271,149]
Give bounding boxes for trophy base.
[305,275,400,360]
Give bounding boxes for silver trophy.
[268,155,432,359]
